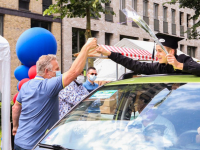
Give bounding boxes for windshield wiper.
[38,143,71,150]
[153,90,173,108]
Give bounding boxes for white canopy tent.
[0,36,11,150]
[95,38,199,81]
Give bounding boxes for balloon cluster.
[13,28,57,103]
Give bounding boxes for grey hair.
[36,54,57,76]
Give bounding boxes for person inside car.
[96,33,200,76]
[126,91,177,148]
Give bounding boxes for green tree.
[165,0,200,39]
[43,0,115,40]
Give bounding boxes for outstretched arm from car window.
[181,54,200,76]
[12,102,22,135]
[108,52,159,74]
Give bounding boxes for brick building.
[62,0,200,72]
[0,0,61,98]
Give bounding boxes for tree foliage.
[43,0,115,40]
[165,0,200,39]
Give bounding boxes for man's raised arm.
[62,38,97,87]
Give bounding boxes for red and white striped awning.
[99,45,158,61]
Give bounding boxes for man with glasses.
[83,67,99,92]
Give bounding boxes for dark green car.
[34,75,200,150]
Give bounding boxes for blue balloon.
[16,27,57,67]
[14,65,29,81]
[17,81,20,91]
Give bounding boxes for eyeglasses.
[90,73,97,76]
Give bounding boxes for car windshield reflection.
[38,83,200,150]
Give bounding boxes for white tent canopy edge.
[0,35,11,150]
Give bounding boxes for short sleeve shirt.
[83,80,99,92]
[15,75,63,149]
[59,81,89,118]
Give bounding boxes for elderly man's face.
[47,60,60,78]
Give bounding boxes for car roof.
[106,75,200,86]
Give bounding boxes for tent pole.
[116,63,118,80]
[86,58,88,70]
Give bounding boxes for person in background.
[59,71,89,119]
[83,67,99,92]
[12,38,97,150]
[76,71,85,84]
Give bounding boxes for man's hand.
[166,54,183,70]
[12,102,21,136]
[96,46,111,56]
[12,126,18,136]
[85,38,98,51]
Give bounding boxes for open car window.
[35,83,200,150]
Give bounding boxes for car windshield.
[38,83,200,150]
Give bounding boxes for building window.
[72,28,85,54]
[163,6,168,33]
[172,9,176,24]
[179,12,184,26]
[119,0,127,25]
[143,38,149,41]
[132,0,137,12]
[120,0,126,10]
[72,28,98,54]
[120,35,138,40]
[43,0,52,12]
[105,1,111,6]
[154,3,158,19]
[180,12,184,37]
[163,6,167,22]
[154,3,159,31]
[31,20,51,31]
[105,33,112,45]
[143,0,148,17]
[19,0,30,10]
[187,46,196,57]
[0,15,3,36]
[180,44,184,51]
[187,14,190,28]
[171,9,176,35]
[105,1,113,22]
